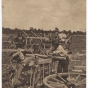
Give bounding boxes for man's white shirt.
[53,45,67,56]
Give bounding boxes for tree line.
[2,27,86,35]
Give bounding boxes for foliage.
[2,27,86,35]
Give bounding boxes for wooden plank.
[74,66,86,69]
[2,49,26,52]
[73,53,86,57]
[27,37,48,39]
[26,54,50,58]
[71,70,83,73]
[38,59,52,64]
[71,60,80,62]
[53,56,66,60]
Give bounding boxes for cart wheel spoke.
[75,78,86,86]
[75,74,81,82]
[49,77,64,84]
[57,75,67,83]
[75,81,86,86]
[47,80,64,85]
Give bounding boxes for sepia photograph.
[2,0,86,88]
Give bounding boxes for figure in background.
[47,30,60,54]
[65,33,72,49]
[14,32,25,48]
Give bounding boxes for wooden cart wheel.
[43,73,86,88]
[7,36,16,49]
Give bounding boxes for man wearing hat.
[14,32,25,48]
[47,29,60,54]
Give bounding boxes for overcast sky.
[2,0,86,31]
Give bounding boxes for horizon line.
[2,27,86,32]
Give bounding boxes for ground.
[2,34,86,88]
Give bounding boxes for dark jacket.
[14,36,25,44]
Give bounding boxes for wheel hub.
[67,77,75,83]
[66,77,76,88]
[67,84,75,88]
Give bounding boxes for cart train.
[4,49,85,88]
[2,31,86,88]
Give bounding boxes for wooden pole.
[32,70,35,88]
[29,67,32,87]
[22,31,28,36]
[44,33,45,53]
[43,64,44,79]
[73,66,86,69]
[25,38,27,49]
[71,69,83,73]
[31,31,38,37]
[48,63,50,75]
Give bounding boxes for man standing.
[52,44,72,73]
[47,31,72,73]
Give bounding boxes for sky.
[2,0,86,31]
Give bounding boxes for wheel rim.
[43,73,86,88]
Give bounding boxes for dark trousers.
[57,56,69,73]
[57,63,68,73]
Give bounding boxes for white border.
[86,0,87,88]
[0,0,2,87]
[0,0,87,88]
